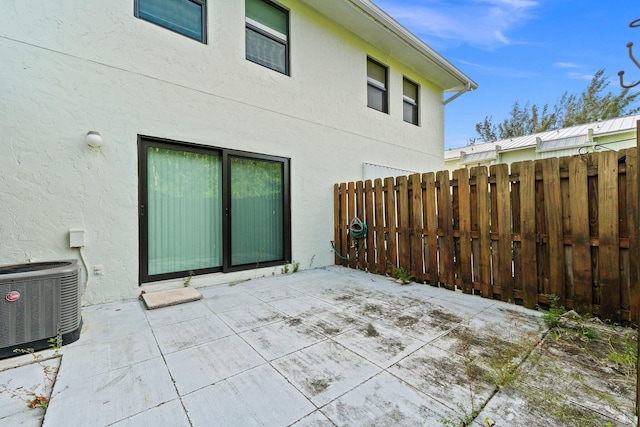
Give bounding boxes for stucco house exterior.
[444,114,640,171]
[0,0,476,304]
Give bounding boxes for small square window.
[246,0,289,75]
[135,0,206,43]
[367,58,388,113]
[403,78,419,125]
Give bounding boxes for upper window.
[403,78,419,125]
[135,0,207,43]
[367,58,388,113]
[245,0,289,75]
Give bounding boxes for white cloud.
[566,71,593,80]
[554,62,580,68]
[456,58,539,78]
[375,0,540,49]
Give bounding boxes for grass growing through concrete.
[0,337,62,410]
[440,301,637,426]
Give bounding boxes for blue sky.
[375,0,640,148]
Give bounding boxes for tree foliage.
[474,69,640,142]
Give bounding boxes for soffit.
[298,0,477,92]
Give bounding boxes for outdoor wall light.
[86,131,104,148]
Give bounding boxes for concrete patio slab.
[0,358,57,426]
[333,320,427,369]
[320,371,453,425]
[182,363,315,427]
[164,334,265,396]
[268,294,334,317]
[57,328,161,380]
[2,266,635,427]
[216,302,288,332]
[272,340,380,406]
[152,313,233,354]
[302,307,363,337]
[239,318,327,361]
[109,399,190,427]
[43,356,177,426]
[144,300,214,328]
[200,290,263,313]
[290,411,335,426]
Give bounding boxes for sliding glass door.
[138,136,290,283]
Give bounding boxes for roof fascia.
[298,0,477,93]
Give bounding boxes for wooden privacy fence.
[333,148,638,324]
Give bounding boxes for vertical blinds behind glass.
[147,147,222,275]
[230,157,284,266]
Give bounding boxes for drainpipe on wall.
[443,82,472,105]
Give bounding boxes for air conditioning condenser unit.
[0,260,82,359]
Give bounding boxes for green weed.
[0,335,62,409]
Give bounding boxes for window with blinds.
[135,0,206,42]
[403,78,419,125]
[245,0,289,75]
[367,58,388,113]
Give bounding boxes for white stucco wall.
[0,0,448,304]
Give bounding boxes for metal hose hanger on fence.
[331,217,368,261]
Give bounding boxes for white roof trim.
[298,0,477,92]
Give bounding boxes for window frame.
[367,57,389,114]
[134,0,207,43]
[245,0,290,75]
[138,135,291,284]
[402,77,419,126]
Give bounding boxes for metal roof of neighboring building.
[445,114,640,160]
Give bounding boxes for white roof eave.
[298,0,477,92]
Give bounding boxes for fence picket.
[384,177,397,273]
[569,155,592,314]
[423,173,438,285]
[373,179,385,274]
[437,171,455,288]
[364,180,375,272]
[455,168,472,293]
[410,174,424,281]
[542,158,565,305]
[397,176,410,273]
[598,151,620,322]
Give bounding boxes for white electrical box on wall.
[69,230,85,248]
